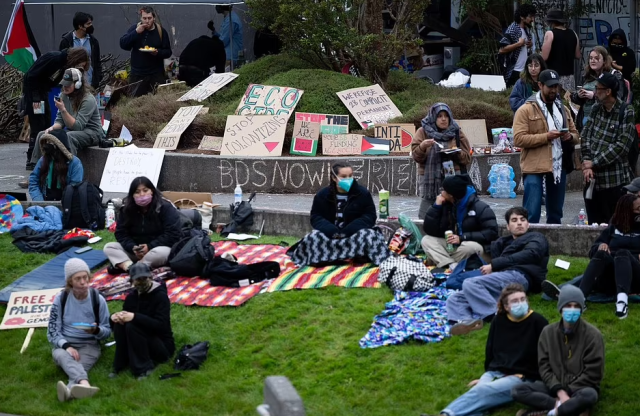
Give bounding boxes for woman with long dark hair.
[509,53,547,113]
[28,130,83,201]
[542,194,640,319]
[104,176,181,274]
[287,162,391,266]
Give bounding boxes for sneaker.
[18,180,28,189]
[136,368,155,381]
[541,280,561,300]
[56,380,71,402]
[616,301,628,319]
[450,319,483,336]
[515,410,549,416]
[107,266,127,275]
[69,384,99,399]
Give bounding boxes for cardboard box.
[162,192,213,207]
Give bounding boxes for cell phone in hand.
[560,128,569,133]
[54,95,61,102]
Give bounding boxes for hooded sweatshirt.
[608,29,636,82]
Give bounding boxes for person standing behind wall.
[59,12,101,90]
[499,3,537,88]
[215,5,243,67]
[541,8,580,94]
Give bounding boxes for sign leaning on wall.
[235,84,304,119]
[177,72,238,102]
[221,114,289,157]
[336,84,402,129]
[153,105,204,150]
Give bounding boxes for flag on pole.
[1,0,40,73]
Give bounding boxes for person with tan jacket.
[411,103,472,218]
[513,69,579,224]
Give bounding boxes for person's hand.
[480,264,493,275]
[612,61,622,70]
[517,37,526,47]
[525,39,532,48]
[111,312,121,324]
[579,89,594,100]
[583,160,593,170]
[136,22,147,34]
[138,244,149,256]
[82,322,98,334]
[435,194,446,205]
[547,130,562,141]
[54,99,65,112]
[44,126,54,134]
[150,49,158,56]
[467,379,480,387]
[447,234,461,245]
[66,346,80,361]
[557,390,571,404]
[562,131,572,141]
[420,139,435,150]
[598,243,610,253]
[583,168,594,182]
[119,312,134,323]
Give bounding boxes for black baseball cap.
[538,69,560,86]
[596,73,619,93]
[623,177,640,193]
[129,262,152,281]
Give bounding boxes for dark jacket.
[423,188,499,253]
[608,28,637,82]
[538,318,605,395]
[588,223,640,258]
[310,180,376,237]
[179,35,226,74]
[490,231,549,292]
[59,32,101,89]
[115,199,181,254]
[22,50,68,105]
[119,24,172,76]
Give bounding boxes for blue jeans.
[523,171,567,224]
[442,371,525,416]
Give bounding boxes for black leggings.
[512,381,598,416]
[579,249,640,297]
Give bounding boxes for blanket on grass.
[268,262,381,292]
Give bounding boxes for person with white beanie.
[47,258,111,402]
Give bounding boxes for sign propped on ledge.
[457,119,489,144]
[374,124,415,154]
[154,105,203,150]
[336,84,402,129]
[221,114,288,157]
[177,73,239,102]
[295,112,349,134]
[322,134,363,155]
[236,84,304,119]
[100,145,165,192]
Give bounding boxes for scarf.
[535,92,564,184]
[421,103,460,201]
[455,186,475,236]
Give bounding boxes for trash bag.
[220,192,256,236]
[174,341,210,370]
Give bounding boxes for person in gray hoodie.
[47,258,111,402]
[511,285,605,416]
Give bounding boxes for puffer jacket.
[10,206,63,233]
[490,231,550,292]
[115,199,182,254]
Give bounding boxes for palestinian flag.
[361,136,390,155]
[1,0,40,73]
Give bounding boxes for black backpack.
[202,257,280,287]
[62,181,105,230]
[619,102,639,176]
[168,234,215,277]
[60,288,101,322]
[174,341,210,370]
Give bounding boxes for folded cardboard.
[162,192,213,206]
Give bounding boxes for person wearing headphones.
[30,68,104,164]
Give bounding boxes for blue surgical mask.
[510,301,529,319]
[562,307,581,324]
[337,177,354,193]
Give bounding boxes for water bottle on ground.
[105,202,115,228]
[234,185,243,205]
[578,208,586,225]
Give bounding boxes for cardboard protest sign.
[177,73,239,102]
[361,137,390,155]
[198,136,224,151]
[470,75,506,92]
[290,138,318,156]
[374,124,415,154]
[99,145,165,192]
[295,112,349,134]
[1,288,62,330]
[293,118,320,141]
[221,114,288,157]
[154,105,203,150]
[458,119,489,144]
[290,117,320,156]
[336,84,402,129]
[236,84,304,119]
[322,134,363,156]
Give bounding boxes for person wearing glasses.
[510,54,547,113]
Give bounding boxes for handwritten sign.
[154,105,203,150]
[290,137,318,156]
[99,145,165,192]
[221,114,288,157]
[235,84,304,119]
[293,119,320,141]
[322,134,363,156]
[374,124,415,154]
[458,119,488,144]
[290,118,320,156]
[198,136,224,151]
[336,84,402,129]
[295,112,349,134]
[177,73,238,102]
[1,288,62,330]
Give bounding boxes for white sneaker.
[616,301,628,319]
[69,384,99,399]
[56,381,71,402]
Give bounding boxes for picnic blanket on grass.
[268,262,381,292]
[359,287,453,349]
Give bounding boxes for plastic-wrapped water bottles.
[488,164,517,198]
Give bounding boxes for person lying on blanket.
[109,263,175,380]
[447,206,549,335]
[104,176,181,274]
[47,258,111,402]
[287,162,392,267]
[421,284,548,416]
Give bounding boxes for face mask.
[134,194,153,207]
[134,279,152,294]
[85,25,94,35]
[562,307,581,324]
[611,43,624,49]
[509,301,529,319]
[337,177,354,193]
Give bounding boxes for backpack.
[378,254,435,292]
[60,287,101,323]
[174,341,210,371]
[202,257,280,287]
[168,234,215,277]
[619,102,639,176]
[398,214,424,255]
[62,181,105,230]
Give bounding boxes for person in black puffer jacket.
[287,162,391,266]
[110,263,175,379]
[422,174,498,269]
[104,176,181,274]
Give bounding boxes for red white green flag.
[1,0,40,73]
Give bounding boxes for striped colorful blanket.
[268,263,381,292]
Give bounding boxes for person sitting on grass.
[541,194,640,319]
[28,130,83,201]
[47,258,111,402]
[447,207,549,336]
[109,262,175,380]
[422,174,498,271]
[421,284,548,416]
[510,53,547,113]
[512,285,604,416]
[104,176,181,274]
[287,162,391,267]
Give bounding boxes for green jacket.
[538,318,605,396]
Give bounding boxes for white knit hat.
[64,258,90,280]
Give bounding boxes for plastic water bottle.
[578,209,586,225]
[488,164,516,198]
[234,184,243,205]
[105,202,115,228]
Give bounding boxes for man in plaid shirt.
[499,4,536,87]
[581,72,636,225]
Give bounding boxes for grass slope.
[0,232,636,416]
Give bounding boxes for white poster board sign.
[1,288,62,330]
[177,73,239,102]
[99,145,165,192]
[470,75,506,92]
[221,114,288,157]
[154,105,204,150]
[336,84,402,129]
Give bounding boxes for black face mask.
[610,43,624,49]
[85,25,94,35]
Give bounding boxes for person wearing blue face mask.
[512,285,604,416]
[287,162,391,266]
[421,284,547,416]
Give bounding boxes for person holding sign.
[287,163,392,266]
[104,177,181,274]
[47,258,111,402]
[411,102,472,219]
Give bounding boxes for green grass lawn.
[0,232,637,416]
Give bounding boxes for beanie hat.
[557,285,585,312]
[65,258,90,280]
[442,175,470,200]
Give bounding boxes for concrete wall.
[79,148,584,196]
